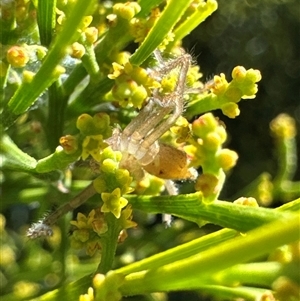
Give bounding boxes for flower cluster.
[76,113,112,161]
[107,53,160,108]
[93,147,133,218]
[70,208,107,256]
[79,272,124,301]
[210,66,262,118]
[184,113,238,200]
[129,7,174,49]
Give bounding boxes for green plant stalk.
[137,0,165,18]
[3,0,97,123]
[81,44,100,79]
[118,214,299,294]
[96,213,123,274]
[277,197,300,212]
[29,198,300,301]
[169,0,218,48]
[66,77,114,117]
[115,199,300,276]
[273,135,299,199]
[46,81,65,151]
[35,147,81,173]
[37,0,56,46]
[0,64,10,101]
[0,133,37,171]
[275,135,297,183]
[195,285,272,301]
[185,94,217,119]
[130,0,194,66]
[214,261,299,287]
[0,0,16,44]
[116,228,237,275]
[127,192,293,232]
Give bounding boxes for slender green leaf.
[119,214,299,294]
[0,134,37,171]
[3,0,97,123]
[127,193,293,232]
[130,0,194,65]
[37,0,57,46]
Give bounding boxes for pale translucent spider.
[27,50,198,238]
[107,50,196,182]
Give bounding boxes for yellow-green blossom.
[81,134,108,161]
[70,209,107,256]
[101,188,128,218]
[119,205,137,229]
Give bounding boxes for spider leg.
[121,99,171,155]
[118,52,191,166]
[136,54,191,161]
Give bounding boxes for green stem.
[127,192,293,232]
[119,214,299,294]
[169,0,218,49]
[116,228,237,275]
[46,82,65,151]
[215,261,299,287]
[196,285,272,301]
[130,0,194,65]
[96,213,122,274]
[4,0,97,120]
[37,0,56,46]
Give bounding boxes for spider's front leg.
[125,53,192,166]
[108,51,194,180]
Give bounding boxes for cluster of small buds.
[107,55,160,108]
[134,174,165,196]
[59,135,79,154]
[70,42,85,59]
[93,147,134,218]
[70,208,107,256]
[129,7,174,50]
[233,197,259,207]
[112,2,141,21]
[83,26,99,45]
[270,113,297,140]
[6,44,48,70]
[184,113,238,199]
[76,113,112,161]
[256,173,274,206]
[79,287,94,301]
[119,205,137,230]
[70,195,136,256]
[209,66,262,118]
[268,242,300,300]
[6,46,29,68]
[90,272,124,301]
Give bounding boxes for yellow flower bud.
[70,42,85,59]
[234,197,258,207]
[59,135,78,154]
[231,66,247,82]
[7,46,29,67]
[270,114,296,139]
[221,102,240,118]
[84,27,98,44]
[218,149,238,171]
[195,173,219,197]
[22,70,35,83]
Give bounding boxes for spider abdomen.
[143,144,193,180]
